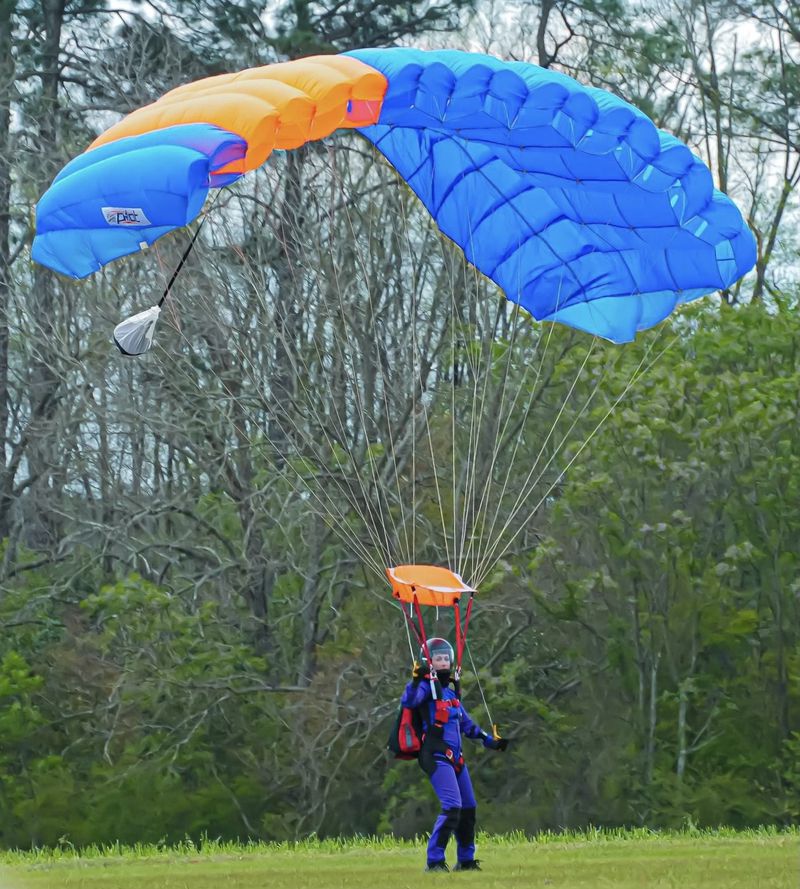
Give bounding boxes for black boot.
[425,860,450,872]
[454,859,482,871]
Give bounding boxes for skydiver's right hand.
[411,661,427,683]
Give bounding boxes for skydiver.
[400,637,509,872]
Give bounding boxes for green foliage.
[6,298,798,847]
[524,298,800,830]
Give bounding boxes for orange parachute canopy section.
[386,564,475,607]
[90,54,387,174]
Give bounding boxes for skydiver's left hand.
[483,734,510,751]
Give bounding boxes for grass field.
[1,828,797,889]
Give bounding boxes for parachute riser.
[453,593,475,697]
[453,592,475,673]
[401,590,476,699]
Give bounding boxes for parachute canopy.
[32,48,756,343]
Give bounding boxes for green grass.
[1,829,797,889]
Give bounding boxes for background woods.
[0,0,798,848]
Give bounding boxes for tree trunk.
[645,650,660,785]
[0,0,16,538]
[26,0,67,547]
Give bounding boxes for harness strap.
[441,748,465,774]
[433,697,460,726]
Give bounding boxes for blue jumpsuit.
[401,679,492,865]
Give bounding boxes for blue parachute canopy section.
[32,48,756,343]
[32,124,246,279]
[346,48,756,342]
